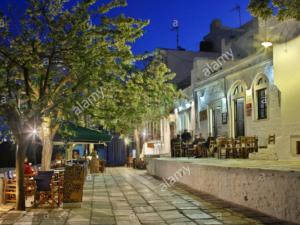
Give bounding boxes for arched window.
[253,74,269,120]
[232,83,245,99]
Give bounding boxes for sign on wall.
[222,113,228,124]
[246,103,252,117]
[199,110,207,121]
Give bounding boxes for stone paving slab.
[0,168,295,225]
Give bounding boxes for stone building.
[139,49,217,156]
[174,18,300,160]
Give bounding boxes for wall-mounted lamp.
[261,41,273,48]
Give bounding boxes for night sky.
[0,0,253,54]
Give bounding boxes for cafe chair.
[174,141,182,157]
[25,173,36,197]
[3,178,16,203]
[33,171,61,208]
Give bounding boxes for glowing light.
[261,41,273,48]
[32,129,38,135]
[185,102,191,108]
[124,137,130,145]
[142,130,147,138]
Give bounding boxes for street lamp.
[261,41,273,48]
[32,129,38,135]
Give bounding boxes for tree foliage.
[248,0,300,20]
[0,0,179,139]
[86,56,180,134]
[0,0,180,209]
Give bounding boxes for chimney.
[210,19,222,33]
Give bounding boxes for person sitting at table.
[24,158,34,175]
[181,129,192,144]
[192,133,205,146]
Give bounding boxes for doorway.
[212,108,222,137]
[235,98,245,137]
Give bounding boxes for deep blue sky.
[111,0,253,54]
[0,0,253,54]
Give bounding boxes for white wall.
[274,36,300,159]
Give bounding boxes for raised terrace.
[147,158,300,224]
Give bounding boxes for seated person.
[192,133,205,146]
[181,129,192,144]
[205,133,214,149]
[24,158,34,175]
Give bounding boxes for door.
[235,98,245,137]
[213,108,222,137]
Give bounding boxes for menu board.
[63,165,84,203]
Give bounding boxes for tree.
[248,0,300,20]
[0,0,180,210]
[87,56,180,157]
[0,0,148,210]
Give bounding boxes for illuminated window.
[257,88,267,120]
[253,74,269,120]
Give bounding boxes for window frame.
[257,88,268,120]
[253,75,269,121]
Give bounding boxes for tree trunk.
[134,129,141,160]
[40,117,53,171]
[15,140,26,210]
[7,113,27,211]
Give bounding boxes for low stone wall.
[147,159,300,224]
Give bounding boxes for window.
[257,88,267,120]
[297,141,300,155]
[253,74,269,120]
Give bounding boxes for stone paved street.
[0,168,294,225]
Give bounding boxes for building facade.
[174,18,300,160]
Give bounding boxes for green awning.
[54,122,112,144]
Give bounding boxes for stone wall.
[148,159,300,224]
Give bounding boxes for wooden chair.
[195,143,207,158]
[89,157,100,173]
[53,171,64,206]
[209,139,217,156]
[268,135,276,145]
[99,160,106,173]
[247,137,257,154]
[33,171,61,208]
[181,143,189,157]
[24,173,36,197]
[217,137,227,159]
[127,157,133,167]
[187,145,195,158]
[4,178,16,203]
[241,137,250,158]
[226,138,237,158]
[174,141,182,157]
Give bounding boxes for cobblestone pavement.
[0,168,294,225]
